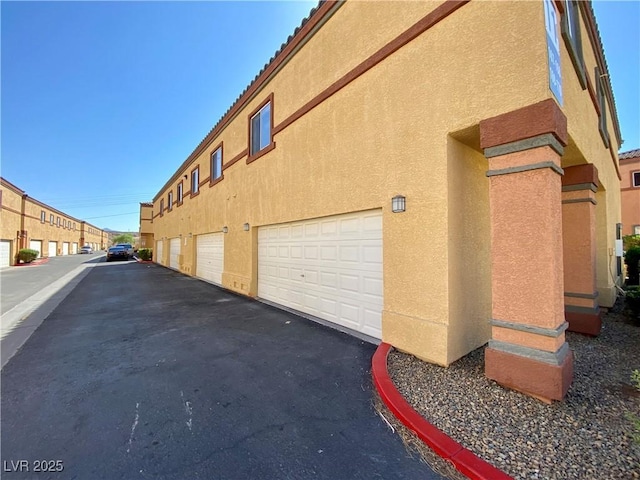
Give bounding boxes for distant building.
[142,1,623,402]
[139,203,154,250]
[1,177,106,266]
[620,149,640,236]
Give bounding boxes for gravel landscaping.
[386,303,640,479]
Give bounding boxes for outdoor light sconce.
[222,226,228,233]
[189,233,193,238]
[392,195,406,213]
[243,223,250,231]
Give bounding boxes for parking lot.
[1,259,443,479]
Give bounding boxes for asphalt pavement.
[1,259,445,480]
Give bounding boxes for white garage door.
[48,241,57,257]
[0,240,11,267]
[169,238,181,270]
[29,240,42,258]
[62,242,70,255]
[156,240,164,265]
[196,232,224,285]
[258,210,383,339]
[72,243,78,254]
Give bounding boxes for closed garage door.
[156,240,164,265]
[29,240,42,258]
[0,240,11,267]
[169,238,180,270]
[72,243,78,254]
[62,242,70,255]
[196,232,224,285]
[48,241,57,257]
[258,210,383,339]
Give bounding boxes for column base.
[485,347,573,402]
[565,308,602,336]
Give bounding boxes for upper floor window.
[41,211,46,223]
[633,171,640,188]
[561,0,586,89]
[160,199,165,216]
[249,95,273,159]
[191,166,200,197]
[634,225,640,235]
[177,182,184,205]
[211,146,223,182]
[57,216,61,227]
[168,191,173,211]
[595,66,609,148]
[50,214,54,225]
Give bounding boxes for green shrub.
[17,248,39,263]
[138,248,153,261]
[626,287,640,318]
[624,235,640,251]
[629,370,640,444]
[625,246,640,285]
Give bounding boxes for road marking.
[181,391,193,432]
[127,403,140,453]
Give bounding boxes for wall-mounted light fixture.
[243,223,250,231]
[391,195,406,213]
[189,233,193,238]
[222,226,228,233]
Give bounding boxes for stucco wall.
[620,157,640,236]
[149,1,622,364]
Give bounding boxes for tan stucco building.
[139,203,154,250]
[620,149,640,236]
[146,1,623,401]
[1,177,106,265]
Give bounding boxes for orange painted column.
[562,165,601,336]
[479,99,572,402]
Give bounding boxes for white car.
[79,246,93,254]
[115,243,134,258]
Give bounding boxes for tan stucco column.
[479,99,572,402]
[562,165,601,336]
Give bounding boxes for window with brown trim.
[50,214,54,225]
[191,166,200,197]
[595,66,609,148]
[248,94,274,162]
[634,225,640,235]
[168,191,173,211]
[57,216,61,227]
[633,171,640,188]
[211,146,223,183]
[177,181,184,205]
[41,210,46,223]
[561,0,586,89]
[160,199,164,216]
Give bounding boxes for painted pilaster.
[480,99,573,402]
[562,164,601,336]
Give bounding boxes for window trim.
[595,66,610,148]
[57,216,61,227]
[210,142,224,186]
[177,181,184,206]
[247,93,275,164]
[632,171,640,188]
[560,0,587,89]
[160,199,164,217]
[168,191,173,211]
[191,166,200,198]
[50,214,54,225]
[41,210,46,223]
[634,225,640,235]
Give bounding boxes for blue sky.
[2,1,638,232]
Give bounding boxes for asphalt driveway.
[1,261,444,479]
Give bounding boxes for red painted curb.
[15,258,50,267]
[134,257,154,264]
[372,342,513,480]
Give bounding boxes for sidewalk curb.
[134,257,153,264]
[372,342,513,480]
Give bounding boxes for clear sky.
[2,1,639,232]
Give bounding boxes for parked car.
[116,243,134,257]
[106,245,129,262]
[79,245,93,254]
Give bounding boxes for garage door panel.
[0,241,11,267]
[156,240,164,265]
[258,210,383,339]
[48,241,57,257]
[195,233,223,285]
[29,240,42,258]
[169,238,180,269]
